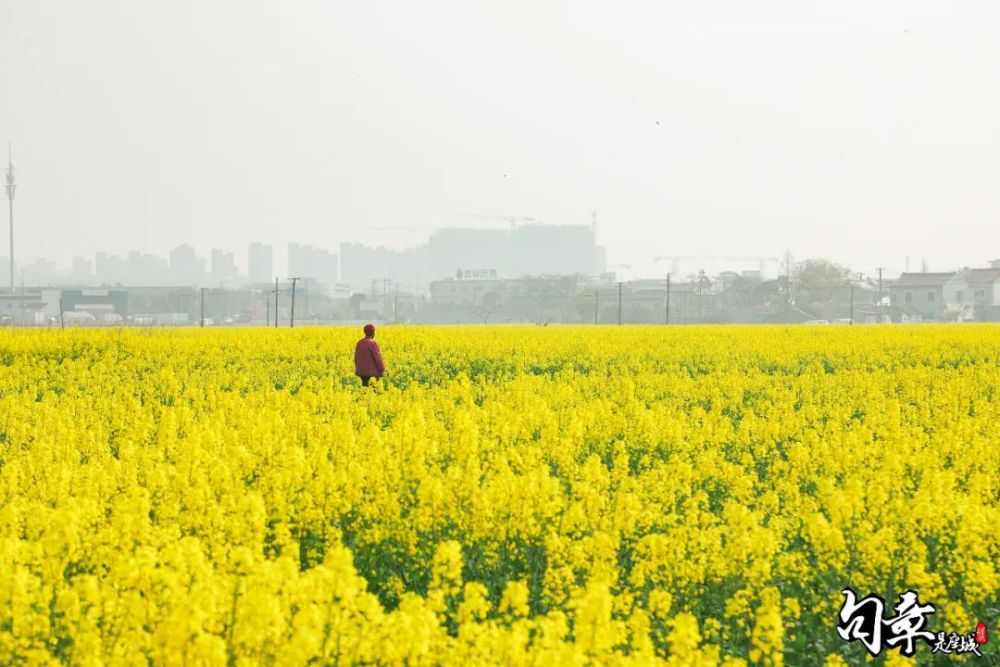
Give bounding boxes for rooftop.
[891,272,954,288]
[953,268,1000,285]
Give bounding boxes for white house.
[889,273,953,321]
[944,268,1000,319]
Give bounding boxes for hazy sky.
[2,0,998,279]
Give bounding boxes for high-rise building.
[21,257,57,286]
[248,242,273,284]
[593,245,607,275]
[427,228,509,279]
[127,251,169,285]
[287,243,306,280]
[339,243,429,295]
[337,223,597,294]
[288,243,338,285]
[509,224,596,277]
[211,248,238,281]
[70,256,93,284]
[95,252,126,285]
[169,244,205,285]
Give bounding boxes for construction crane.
[462,213,537,229]
[654,255,781,276]
[372,213,538,234]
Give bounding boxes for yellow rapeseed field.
[0,325,998,665]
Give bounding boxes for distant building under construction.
[340,223,605,295]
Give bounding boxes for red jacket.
[354,337,385,377]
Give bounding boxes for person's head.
[363,323,376,338]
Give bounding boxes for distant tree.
[750,279,785,306]
[780,250,796,304]
[688,270,713,319]
[598,305,618,324]
[475,292,502,323]
[688,269,712,293]
[719,271,761,308]
[794,258,852,303]
[624,304,656,324]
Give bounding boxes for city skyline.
[3,2,999,283]
[1,222,608,289]
[2,232,996,290]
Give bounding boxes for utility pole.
[876,267,885,323]
[59,297,64,329]
[781,250,794,306]
[594,289,599,324]
[617,281,624,325]
[200,287,206,327]
[274,277,279,328]
[289,277,300,327]
[719,275,727,316]
[665,273,671,325]
[5,143,15,293]
[849,285,854,325]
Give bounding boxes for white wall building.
[944,268,1000,319]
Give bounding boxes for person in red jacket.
[354,323,385,386]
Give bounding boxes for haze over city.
[2,0,999,280]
